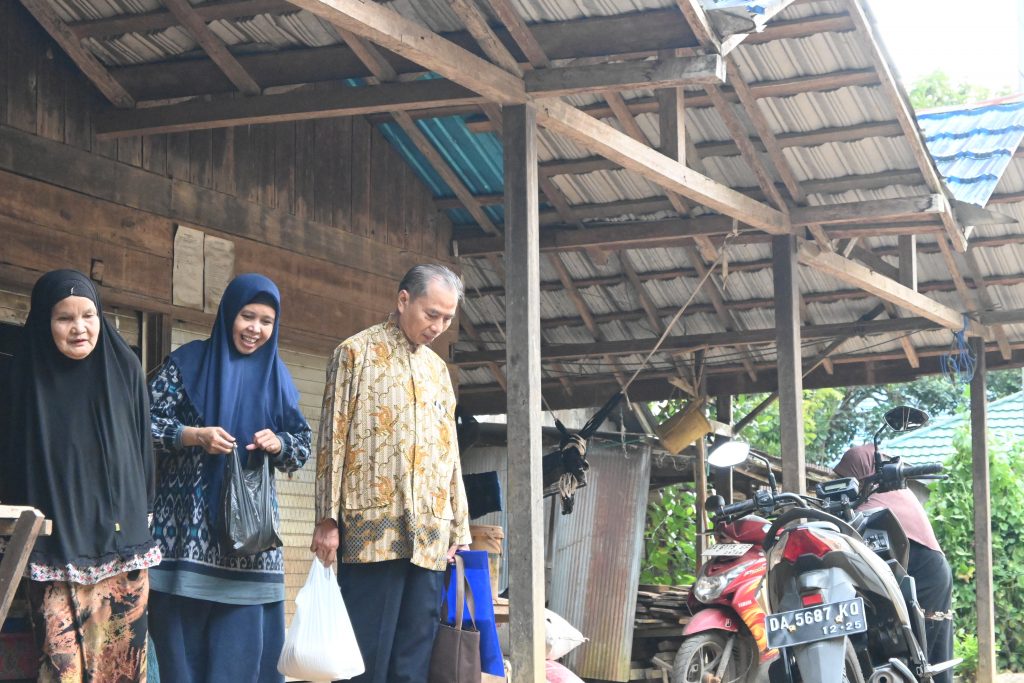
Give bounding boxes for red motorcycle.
[673,444,779,683]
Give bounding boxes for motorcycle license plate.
[765,598,867,649]
[703,543,753,558]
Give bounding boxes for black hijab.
[0,270,155,567]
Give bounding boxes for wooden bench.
[0,505,51,627]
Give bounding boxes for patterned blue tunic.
[148,359,311,605]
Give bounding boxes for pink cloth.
[834,444,942,552]
[546,661,584,683]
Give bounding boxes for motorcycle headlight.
[693,560,757,603]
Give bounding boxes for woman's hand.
[247,429,282,455]
[184,426,235,454]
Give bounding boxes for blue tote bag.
[443,550,504,678]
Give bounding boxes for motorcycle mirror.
[703,495,725,515]
[883,406,929,433]
[707,440,750,468]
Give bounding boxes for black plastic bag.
[219,445,282,557]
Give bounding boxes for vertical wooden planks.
[293,121,315,220]
[387,149,406,250]
[0,2,9,127]
[117,136,143,168]
[349,117,371,238]
[142,135,168,176]
[274,123,294,215]
[313,118,334,225]
[166,132,190,181]
[332,117,352,231]
[234,125,257,204]
[369,130,389,243]
[35,41,65,142]
[62,67,91,152]
[211,127,236,196]
[7,4,39,134]
[188,130,212,188]
[256,124,275,209]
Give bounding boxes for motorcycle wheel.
[842,639,866,683]
[671,632,756,683]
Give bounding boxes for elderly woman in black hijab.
[0,270,158,683]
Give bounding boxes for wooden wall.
[0,0,455,355]
[0,1,460,623]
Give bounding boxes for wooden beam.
[798,242,983,335]
[19,0,135,108]
[657,87,686,164]
[335,27,398,82]
[449,0,523,75]
[392,111,499,235]
[284,0,526,104]
[458,342,1024,413]
[164,0,261,95]
[971,336,996,683]
[487,0,550,68]
[503,103,546,683]
[789,194,948,226]
[466,68,881,132]
[96,80,486,138]
[535,99,789,235]
[454,315,960,366]
[525,55,725,96]
[773,234,805,493]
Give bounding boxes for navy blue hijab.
[170,274,306,521]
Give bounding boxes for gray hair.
[398,264,464,302]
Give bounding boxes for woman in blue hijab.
[147,274,311,683]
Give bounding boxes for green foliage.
[954,631,979,681]
[728,371,1021,466]
[927,429,1024,673]
[909,70,1011,110]
[640,484,698,586]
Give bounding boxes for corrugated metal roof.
[918,98,1024,206]
[882,390,1024,464]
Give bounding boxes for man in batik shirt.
[311,263,472,683]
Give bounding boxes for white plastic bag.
[544,609,587,660]
[277,558,365,682]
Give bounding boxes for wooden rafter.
[96,80,487,138]
[454,314,983,366]
[534,100,789,234]
[285,0,526,104]
[19,0,135,108]
[163,0,261,95]
[798,242,986,336]
[486,0,550,68]
[449,0,522,75]
[524,55,725,96]
[464,69,880,132]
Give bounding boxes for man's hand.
[311,518,340,567]
[446,543,471,564]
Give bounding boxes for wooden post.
[503,103,545,683]
[656,86,685,165]
[694,436,708,573]
[971,337,996,682]
[898,234,917,290]
[715,395,733,503]
[773,234,805,493]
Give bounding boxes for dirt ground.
[996,675,1024,682]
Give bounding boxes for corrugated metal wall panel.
[550,441,652,682]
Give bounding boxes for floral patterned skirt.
[27,569,149,683]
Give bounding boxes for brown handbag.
[428,555,482,683]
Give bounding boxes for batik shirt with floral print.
[316,319,471,571]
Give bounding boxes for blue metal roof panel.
[917,99,1024,206]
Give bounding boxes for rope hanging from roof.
[940,314,977,386]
